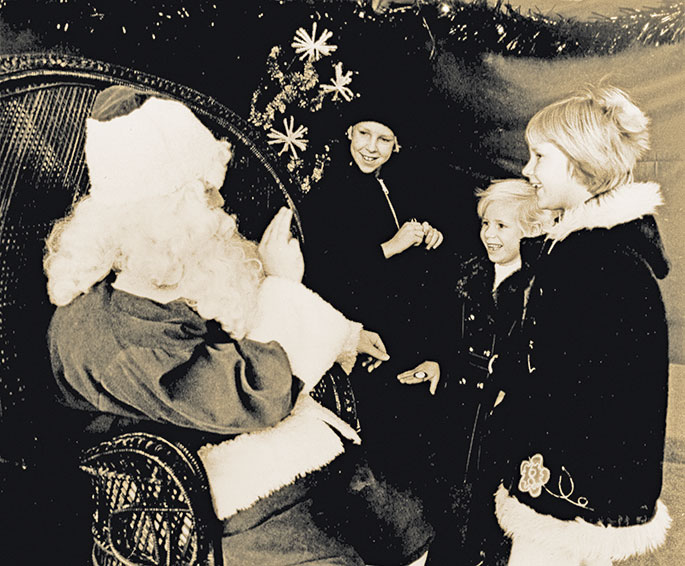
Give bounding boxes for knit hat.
[344,89,409,137]
[340,59,431,146]
[85,85,231,204]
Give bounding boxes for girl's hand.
[258,207,304,282]
[421,222,444,250]
[397,360,441,395]
[381,220,424,258]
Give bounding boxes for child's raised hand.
[397,360,441,395]
[381,220,424,258]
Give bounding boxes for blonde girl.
[490,85,671,566]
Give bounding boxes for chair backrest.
[79,432,221,566]
[0,52,302,467]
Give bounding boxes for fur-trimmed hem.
[547,182,662,243]
[199,396,360,520]
[494,485,671,562]
[247,276,362,391]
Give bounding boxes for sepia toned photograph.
[0,1,683,564]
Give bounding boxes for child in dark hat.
[299,54,485,547]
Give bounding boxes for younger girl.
[440,179,552,484]
[403,179,551,566]
[490,85,671,565]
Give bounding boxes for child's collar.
[546,182,663,243]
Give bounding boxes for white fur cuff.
[495,484,671,562]
[247,276,362,390]
[198,396,357,519]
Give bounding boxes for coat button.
[468,314,476,321]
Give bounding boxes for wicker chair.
[80,366,359,566]
[0,52,359,565]
[79,433,222,566]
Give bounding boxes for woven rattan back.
[80,432,221,566]
[0,53,301,467]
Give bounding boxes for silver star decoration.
[320,62,356,102]
[267,116,309,160]
[291,22,338,62]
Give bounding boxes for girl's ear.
[393,137,401,153]
[529,222,543,237]
[346,127,353,140]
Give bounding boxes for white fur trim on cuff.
[247,276,362,390]
[198,396,349,520]
[494,484,671,562]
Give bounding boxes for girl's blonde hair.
[476,178,554,237]
[44,181,264,339]
[525,85,650,196]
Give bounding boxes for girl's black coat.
[441,254,531,482]
[488,182,670,527]
[299,146,481,497]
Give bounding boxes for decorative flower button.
[518,453,550,498]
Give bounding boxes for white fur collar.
[547,182,663,243]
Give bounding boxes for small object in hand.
[414,371,428,379]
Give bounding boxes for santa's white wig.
[44,88,263,338]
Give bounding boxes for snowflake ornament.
[291,22,338,62]
[320,62,356,102]
[267,116,309,160]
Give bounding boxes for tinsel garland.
[0,1,682,61]
[432,0,685,57]
[283,0,685,57]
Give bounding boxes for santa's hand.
[358,329,389,372]
[422,222,444,250]
[258,207,304,283]
[397,360,441,395]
